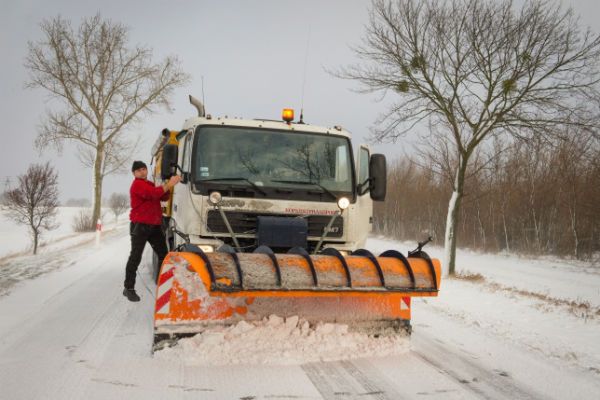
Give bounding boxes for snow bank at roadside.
[155,315,410,366]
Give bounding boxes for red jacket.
[129,178,170,225]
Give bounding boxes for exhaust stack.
[189,95,206,117]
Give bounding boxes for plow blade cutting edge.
[153,246,441,350]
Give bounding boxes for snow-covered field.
[0,213,599,399]
[0,207,121,259]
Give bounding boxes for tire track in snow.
[0,228,129,351]
[33,273,127,399]
[0,230,132,399]
[411,334,543,400]
[302,359,403,399]
[39,229,129,305]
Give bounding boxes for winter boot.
[123,288,141,302]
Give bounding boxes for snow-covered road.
[0,228,599,399]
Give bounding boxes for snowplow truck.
[150,96,441,349]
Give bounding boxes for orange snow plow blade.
[153,247,441,349]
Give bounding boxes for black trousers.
[124,222,168,289]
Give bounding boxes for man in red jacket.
[123,161,181,302]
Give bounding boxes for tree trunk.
[489,201,496,251]
[531,203,542,253]
[444,159,467,276]
[92,146,104,230]
[502,210,510,252]
[570,206,579,260]
[33,229,39,255]
[476,202,486,249]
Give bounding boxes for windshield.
[193,126,354,197]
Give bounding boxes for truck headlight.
[208,191,222,205]
[337,197,350,210]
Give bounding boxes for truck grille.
[206,210,343,238]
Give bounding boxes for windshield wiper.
[271,179,337,200]
[200,177,266,196]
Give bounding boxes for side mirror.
[369,154,386,201]
[161,143,178,180]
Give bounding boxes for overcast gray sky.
[1,0,598,202]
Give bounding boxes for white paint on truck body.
[160,115,373,253]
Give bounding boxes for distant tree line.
[375,134,600,260]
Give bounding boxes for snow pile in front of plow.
[155,314,410,365]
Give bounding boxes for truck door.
[356,145,373,236]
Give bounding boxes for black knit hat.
[131,160,147,172]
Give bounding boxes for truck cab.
[152,107,386,268]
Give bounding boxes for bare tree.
[108,192,129,223]
[25,14,190,230]
[3,163,59,255]
[340,0,600,274]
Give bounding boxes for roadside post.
[95,219,102,247]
